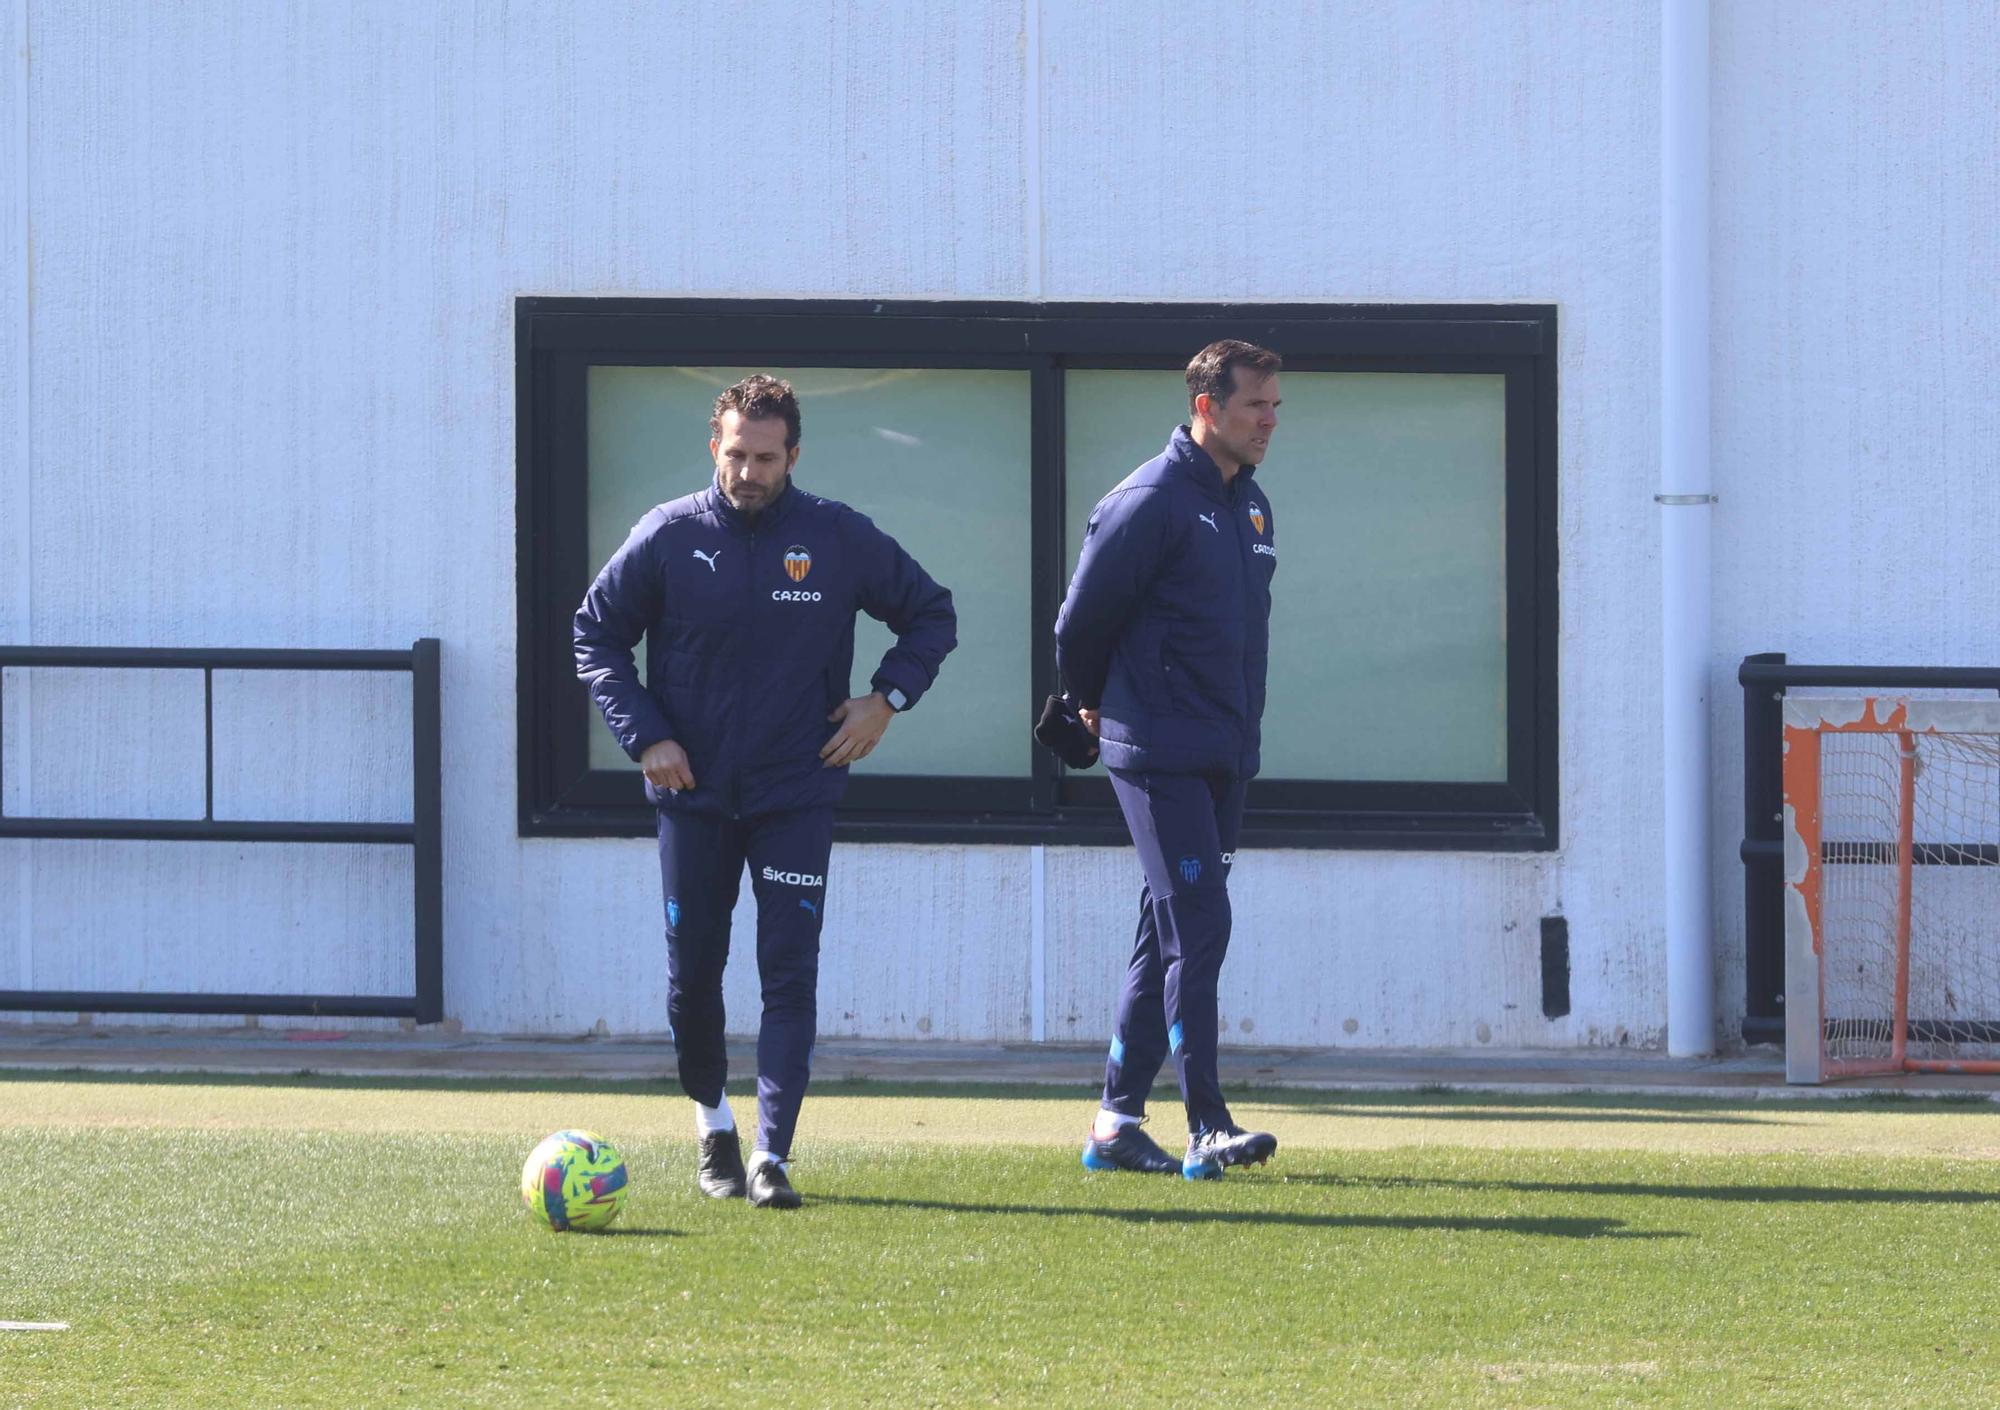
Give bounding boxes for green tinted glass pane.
[1064,371,1507,783]
[587,366,1032,777]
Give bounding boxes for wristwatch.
[884,687,909,711]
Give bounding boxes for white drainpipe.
[1661,0,1715,1056]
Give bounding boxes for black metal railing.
[0,640,442,1021]
[1737,652,2000,1046]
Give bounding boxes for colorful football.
[520,1129,630,1232]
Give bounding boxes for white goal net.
[1783,697,2000,1083]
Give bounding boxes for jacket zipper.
[1232,481,1257,772]
[731,525,757,819]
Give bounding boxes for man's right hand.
[640,738,696,792]
[1078,707,1101,737]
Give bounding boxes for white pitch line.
[0,1321,68,1331]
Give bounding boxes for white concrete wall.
[1710,1,2000,1036]
[2,2,1986,1050]
[1037,1,1659,1051]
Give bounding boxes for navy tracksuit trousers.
[656,805,834,1161]
[1101,767,1247,1136]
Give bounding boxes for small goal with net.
[1783,696,2000,1083]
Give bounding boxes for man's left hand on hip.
[821,692,895,767]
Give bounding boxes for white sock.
[694,1094,735,1135]
[749,1149,787,1172]
[1093,1108,1140,1140]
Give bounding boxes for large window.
[518,300,1557,848]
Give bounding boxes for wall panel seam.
[9,0,33,990]
[1021,0,1043,298]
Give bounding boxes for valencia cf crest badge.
[783,546,812,582]
[1248,504,1266,535]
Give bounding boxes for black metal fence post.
[411,638,444,1025]
[1738,652,1787,1045]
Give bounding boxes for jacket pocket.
[1162,634,1244,720]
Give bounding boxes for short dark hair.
[710,374,802,449]
[1185,340,1282,417]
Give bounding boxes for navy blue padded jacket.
[574,479,957,816]
[1054,427,1277,778]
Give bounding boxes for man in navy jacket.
[575,374,956,1209]
[1056,340,1283,1180]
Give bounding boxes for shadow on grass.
[816,1193,1686,1240]
[1285,1173,2000,1205]
[590,1225,685,1238]
[1260,1105,1792,1126]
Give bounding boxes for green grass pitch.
[3,1073,1998,1408]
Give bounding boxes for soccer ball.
[520,1129,630,1232]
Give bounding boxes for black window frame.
[517,298,1558,851]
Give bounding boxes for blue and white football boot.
[1080,1119,1180,1175]
[1181,1124,1279,1180]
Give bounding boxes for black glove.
[1034,694,1100,770]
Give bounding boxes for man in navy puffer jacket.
[575,375,955,1209]
[1057,341,1283,1181]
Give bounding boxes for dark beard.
[718,478,771,517]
